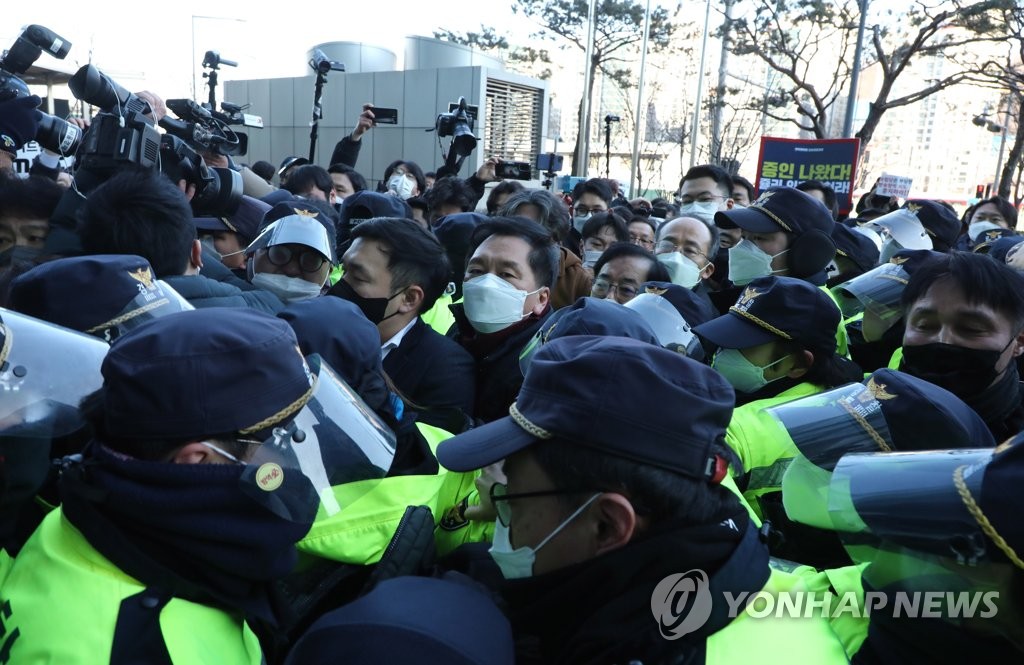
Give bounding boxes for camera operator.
[42,87,182,257]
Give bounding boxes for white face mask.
[658,252,704,288]
[252,272,323,303]
[462,273,540,334]
[387,173,416,200]
[712,347,790,394]
[582,249,603,269]
[677,200,720,225]
[968,221,1004,242]
[728,239,787,285]
[572,213,592,234]
[489,494,600,579]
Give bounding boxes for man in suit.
[329,217,475,433]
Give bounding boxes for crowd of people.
[0,75,1022,665]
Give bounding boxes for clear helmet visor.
[827,449,993,561]
[851,224,883,251]
[238,355,396,523]
[769,382,894,530]
[832,262,911,321]
[246,215,336,263]
[825,449,1024,641]
[871,208,933,251]
[87,280,194,343]
[622,293,701,358]
[0,309,108,439]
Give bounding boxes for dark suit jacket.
[383,318,476,433]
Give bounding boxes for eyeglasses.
[678,194,726,205]
[630,235,655,248]
[490,482,596,527]
[591,278,638,300]
[654,240,709,264]
[266,245,328,273]
[574,205,606,216]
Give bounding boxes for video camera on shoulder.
[161,98,249,157]
[65,65,241,214]
[161,97,264,152]
[69,64,161,184]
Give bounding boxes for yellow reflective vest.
[0,509,264,664]
[822,286,850,359]
[725,382,827,519]
[297,422,492,564]
[706,566,851,664]
[771,558,871,659]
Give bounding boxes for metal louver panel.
[485,78,543,178]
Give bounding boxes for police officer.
[713,186,849,356]
[517,296,660,371]
[278,297,490,611]
[694,276,863,523]
[870,199,961,260]
[8,254,193,342]
[827,223,880,287]
[765,368,995,568]
[437,337,848,664]
[625,281,718,360]
[0,308,396,663]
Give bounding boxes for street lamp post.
[578,0,598,176]
[689,0,712,168]
[629,0,653,198]
[994,95,1012,195]
[842,0,869,138]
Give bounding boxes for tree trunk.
[998,92,1024,199]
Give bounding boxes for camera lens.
[35,112,81,155]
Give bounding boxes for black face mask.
[329,279,402,325]
[0,245,43,267]
[902,341,1014,397]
